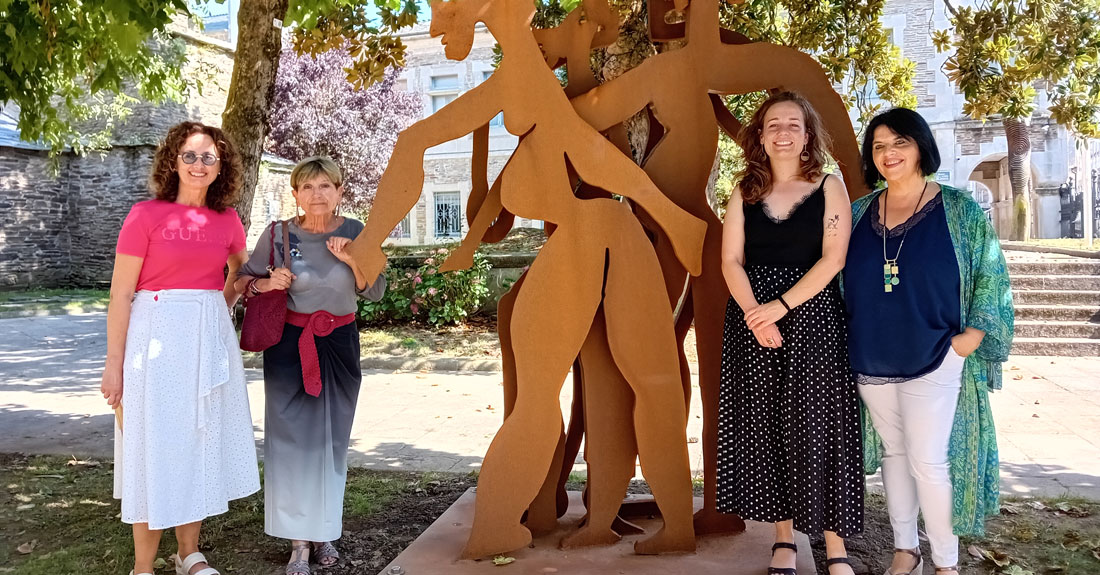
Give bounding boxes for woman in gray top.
[235,156,385,575]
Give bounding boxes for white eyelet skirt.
[112,289,259,529]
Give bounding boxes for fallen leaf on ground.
[16,540,36,554]
[1027,501,1048,511]
[493,555,516,566]
[1054,502,1091,517]
[1013,375,1024,380]
[1000,503,1023,515]
[153,558,167,569]
[967,545,1011,567]
[15,504,34,511]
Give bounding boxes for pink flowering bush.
[357,247,492,326]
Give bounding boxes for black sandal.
[768,542,798,575]
[827,557,855,574]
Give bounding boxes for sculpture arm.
[348,82,505,279]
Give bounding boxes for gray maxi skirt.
[263,321,361,541]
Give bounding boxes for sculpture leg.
[461,233,605,559]
[560,309,638,549]
[602,241,696,555]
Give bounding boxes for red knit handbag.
[239,221,290,352]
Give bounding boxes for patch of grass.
[5,453,1096,575]
[384,228,546,258]
[960,496,1100,574]
[0,288,109,313]
[359,322,500,359]
[0,454,474,575]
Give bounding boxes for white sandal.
[173,551,220,575]
[129,571,154,575]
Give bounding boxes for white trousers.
[858,347,965,568]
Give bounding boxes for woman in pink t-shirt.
[101,122,260,575]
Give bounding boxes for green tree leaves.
[0,0,189,154]
[937,0,1100,136]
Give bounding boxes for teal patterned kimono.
[850,184,1014,536]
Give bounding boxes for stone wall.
[0,148,72,288]
[66,147,157,286]
[0,24,302,290]
[0,144,294,289]
[107,29,236,147]
[245,161,296,249]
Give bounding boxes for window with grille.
[434,192,462,238]
[389,213,412,239]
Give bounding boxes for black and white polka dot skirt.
[716,265,864,537]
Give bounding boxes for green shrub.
[358,247,492,326]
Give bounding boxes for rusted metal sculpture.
[348,0,706,560]
[348,0,868,561]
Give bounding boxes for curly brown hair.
[149,121,242,212]
[737,91,831,204]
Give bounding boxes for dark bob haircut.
[861,107,941,190]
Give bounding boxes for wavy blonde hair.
[737,91,831,204]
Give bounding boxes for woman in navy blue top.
[846,108,1013,575]
[718,91,862,575]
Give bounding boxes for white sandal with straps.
[173,551,220,575]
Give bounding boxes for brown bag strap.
[266,221,277,270]
[280,220,291,268]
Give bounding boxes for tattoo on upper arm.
[826,214,840,233]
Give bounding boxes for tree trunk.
[223,0,289,233]
[593,12,656,164]
[1003,116,1033,241]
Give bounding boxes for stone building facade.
[0,22,295,290]
[387,24,542,247]
[880,0,1078,239]
[398,0,1087,240]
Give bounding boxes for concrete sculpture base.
[377,489,817,575]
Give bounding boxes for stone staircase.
[1010,255,1100,356]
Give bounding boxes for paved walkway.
[0,313,1097,499]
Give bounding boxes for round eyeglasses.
[178,151,220,166]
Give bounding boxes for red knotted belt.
[285,310,356,397]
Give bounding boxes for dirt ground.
[3,454,1096,575]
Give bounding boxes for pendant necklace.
[882,181,928,293]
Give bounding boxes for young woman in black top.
[718,91,862,575]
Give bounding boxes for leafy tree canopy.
[266,46,421,213]
[0,0,189,153]
[932,0,1100,136]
